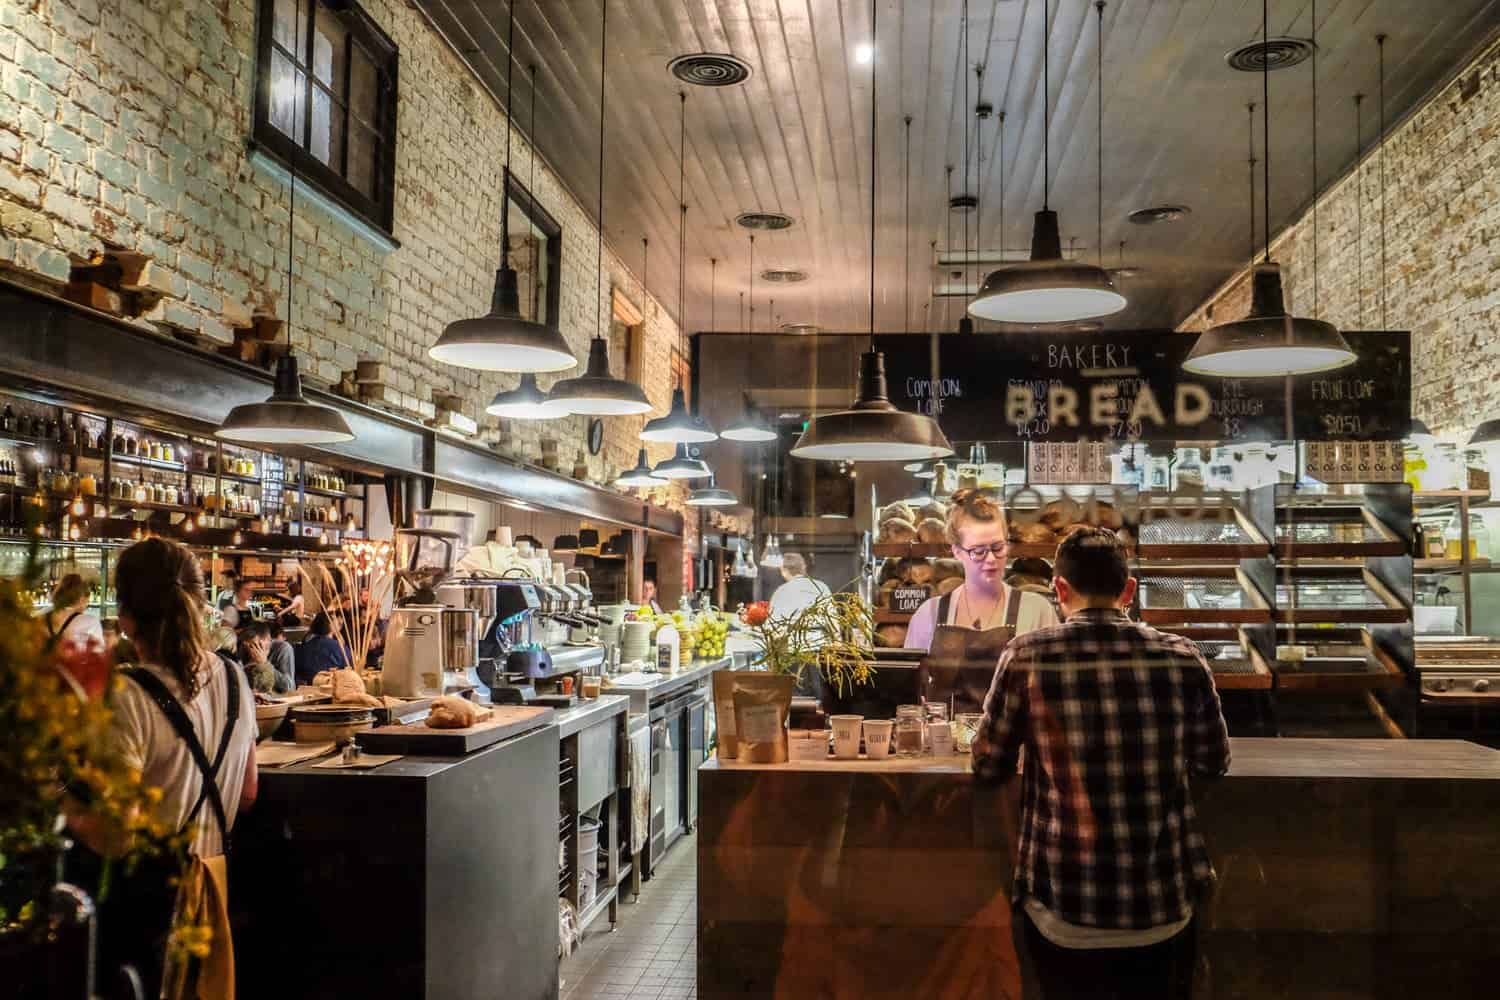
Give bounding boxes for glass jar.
[952,712,985,752]
[162,443,174,464]
[1470,514,1491,562]
[895,705,926,758]
[1443,513,1466,561]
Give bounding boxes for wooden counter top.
[703,737,1500,780]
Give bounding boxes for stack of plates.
[597,622,622,649]
[621,621,653,664]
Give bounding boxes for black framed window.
[254,0,398,233]
[504,168,562,330]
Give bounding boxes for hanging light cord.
[868,0,877,345]
[748,235,755,334]
[1247,102,1257,266]
[1355,93,1364,326]
[1261,0,1270,263]
[945,164,954,328]
[500,0,516,267]
[285,159,296,352]
[593,0,608,344]
[1378,32,1388,330]
[641,237,648,310]
[975,64,984,296]
[998,109,1006,261]
[710,257,717,334]
[962,1,971,299]
[904,115,912,331]
[1311,0,1318,317]
[678,90,688,381]
[1096,1,1105,267]
[1042,0,1050,209]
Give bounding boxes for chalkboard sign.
[872,331,1410,443]
[891,586,930,614]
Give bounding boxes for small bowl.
[290,705,374,744]
[255,701,290,742]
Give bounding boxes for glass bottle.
[1443,513,1465,561]
[1,404,13,433]
[1469,514,1490,562]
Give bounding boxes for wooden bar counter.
[698,739,1500,1000]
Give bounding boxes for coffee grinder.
[383,527,470,698]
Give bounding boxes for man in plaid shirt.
[973,526,1230,999]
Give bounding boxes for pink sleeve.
[904,598,940,652]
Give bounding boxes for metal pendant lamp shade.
[759,534,784,569]
[217,355,354,445]
[486,372,567,420]
[652,442,712,481]
[429,271,577,372]
[640,386,717,443]
[1183,264,1356,377]
[791,351,954,462]
[721,407,777,442]
[968,210,1126,324]
[1468,419,1500,448]
[547,338,652,416]
[685,475,737,507]
[617,449,667,488]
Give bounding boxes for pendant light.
[791,0,953,463]
[653,441,711,481]
[686,475,737,507]
[956,2,975,335]
[218,164,353,445]
[968,0,1125,325]
[484,64,568,419]
[429,3,576,373]
[547,0,652,416]
[759,533,783,570]
[721,249,777,442]
[616,447,666,488]
[1183,0,1356,378]
[642,93,717,444]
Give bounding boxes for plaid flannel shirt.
[972,607,1231,930]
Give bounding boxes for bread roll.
[875,624,909,649]
[879,558,905,584]
[426,695,492,729]
[917,517,946,545]
[1089,501,1124,531]
[918,502,948,523]
[331,668,382,708]
[906,561,935,586]
[936,576,963,596]
[880,502,917,525]
[877,579,901,607]
[878,517,918,544]
[1016,522,1059,545]
[931,558,965,582]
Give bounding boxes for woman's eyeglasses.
[957,542,1008,561]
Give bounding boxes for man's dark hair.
[1053,527,1130,599]
[309,611,334,637]
[244,621,273,642]
[267,619,284,639]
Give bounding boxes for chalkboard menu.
[872,331,1410,443]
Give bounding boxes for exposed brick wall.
[0,0,684,491]
[1178,35,1500,439]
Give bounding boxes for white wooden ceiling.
[414,0,1500,333]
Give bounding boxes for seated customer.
[294,611,349,685]
[973,527,1230,1000]
[242,621,296,694]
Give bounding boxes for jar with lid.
[895,705,926,757]
[162,443,174,464]
[165,483,178,506]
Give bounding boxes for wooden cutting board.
[354,706,554,755]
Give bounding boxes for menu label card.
[891,586,930,614]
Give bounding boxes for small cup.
[581,677,601,700]
[862,719,894,760]
[830,714,864,760]
[494,527,514,547]
[927,720,955,755]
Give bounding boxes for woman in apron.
[905,489,1060,713]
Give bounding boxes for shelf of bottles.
[0,392,367,547]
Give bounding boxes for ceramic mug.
[830,714,864,760]
[862,719,894,760]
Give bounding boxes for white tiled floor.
[560,835,697,999]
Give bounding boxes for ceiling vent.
[1128,204,1191,225]
[1225,37,1316,73]
[761,268,808,283]
[949,194,978,213]
[668,53,752,87]
[736,211,795,231]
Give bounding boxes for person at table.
[42,572,105,652]
[278,576,305,627]
[242,621,295,694]
[294,610,349,685]
[973,527,1230,1000]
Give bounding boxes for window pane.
[273,0,304,56]
[348,123,377,198]
[269,51,306,141]
[310,84,344,169]
[312,5,346,88]
[350,44,379,129]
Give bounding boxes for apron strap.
[1003,586,1023,628]
[936,591,954,627]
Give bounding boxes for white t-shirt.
[769,575,832,623]
[110,652,257,857]
[47,609,105,649]
[904,585,1059,652]
[1024,897,1192,949]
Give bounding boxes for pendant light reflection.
[758,534,784,569]
[652,442,711,481]
[685,475,738,507]
[640,387,717,443]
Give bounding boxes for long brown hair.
[115,538,210,695]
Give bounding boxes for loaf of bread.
[875,624,909,648]
[880,502,917,526]
[1015,521,1059,545]
[1089,501,1124,531]
[426,695,492,729]
[936,576,963,596]
[906,561,935,586]
[877,579,901,607]
[878,517,918,544]
[931,558,965,582]
[331,668,383,708]
[916,517,947,545]
[918,502,948,523]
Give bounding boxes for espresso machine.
[383,525,481,698]
[475,579,553,703]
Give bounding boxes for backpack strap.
[123,663,241,851]
[1002,586,1023,628]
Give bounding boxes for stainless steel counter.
[552,693,629,739]
[548,643,606,674]
[605,655,734,715]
